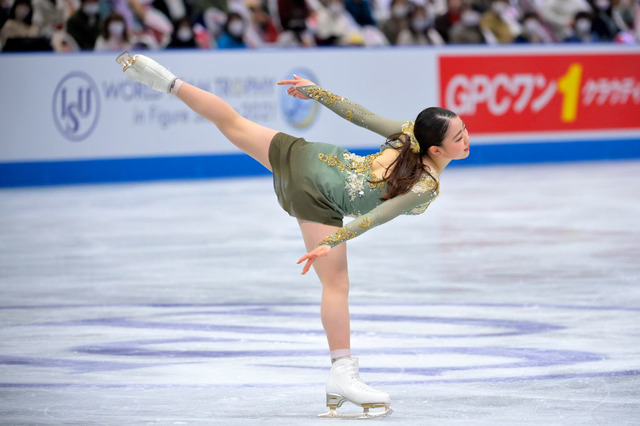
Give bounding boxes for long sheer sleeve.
[297,85,404,138]
[317,174,438,248]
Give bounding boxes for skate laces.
[350,375,377,392]
[344,365,377,392]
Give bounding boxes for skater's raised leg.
[117,52,278,171]
[176,83,277,171]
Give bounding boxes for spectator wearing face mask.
[434,0,462,42]
[0,0,51,50]
[537,0,591,41]
[564,10,600,42]
[397,5,444,45]
[167,17,197,48]
[479,0,515,43]
[217,12,248,48]
[449,3,486,44]
[66,0,102,50]
[1,0,37,41]
[589,0,620,40]
[514,11,553,43]
[94,12,132,51]
[381,0,411,45]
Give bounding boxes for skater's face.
[433,116,470,160]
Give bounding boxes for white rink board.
[0,49,437,162]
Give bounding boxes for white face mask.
[392,5,409,18]
[411,17,428,31]
[177,27,192,42]
[329,2,343,14]
[108,21,125,37]
[595,0,610,10]
[575,19,591,34]
[83,3,99,15]
[491,2,508,15]
[524,19,540,34]
[461,10,480,26]
[228,20,244,37]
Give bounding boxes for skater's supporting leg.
[176,83,278,171]
[297,220,350,352]
[298,220,391,418]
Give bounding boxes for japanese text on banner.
[439,54,640,134]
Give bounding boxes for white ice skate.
[116,51,177,94]
[318,357,392,419]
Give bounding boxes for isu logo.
[52,71,101,141]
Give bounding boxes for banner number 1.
[557,63,584,123]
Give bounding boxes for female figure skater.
[116,52,470,418]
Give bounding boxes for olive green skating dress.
[269,86,438,248]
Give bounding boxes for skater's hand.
[297,245,331,275]
[277,75,316,100]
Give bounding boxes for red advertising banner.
[439,53,640,134]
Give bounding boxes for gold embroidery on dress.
[368,172,385,190]
[408,203,430,215]
[305,87,343,105]
[318,152,385,200]
[411,173,438,195]
[318,153,346,171]
[406,173,439,215]
[319,228,356,246]
[359,217,371,229]
[346,109,354,122]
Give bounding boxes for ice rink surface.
[1,160,639,425]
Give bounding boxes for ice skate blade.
[319,395,392,419]
[116,51,136,71]
[318,406,393,419]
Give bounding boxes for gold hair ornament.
[402,121,421,154]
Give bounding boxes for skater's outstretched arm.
[278,76,403,138]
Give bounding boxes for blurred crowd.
[1,0,639,52]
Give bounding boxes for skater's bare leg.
[297,220,350,352]
[176,83,278,171]
[298,220,391,417]
[117,53,278,170]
